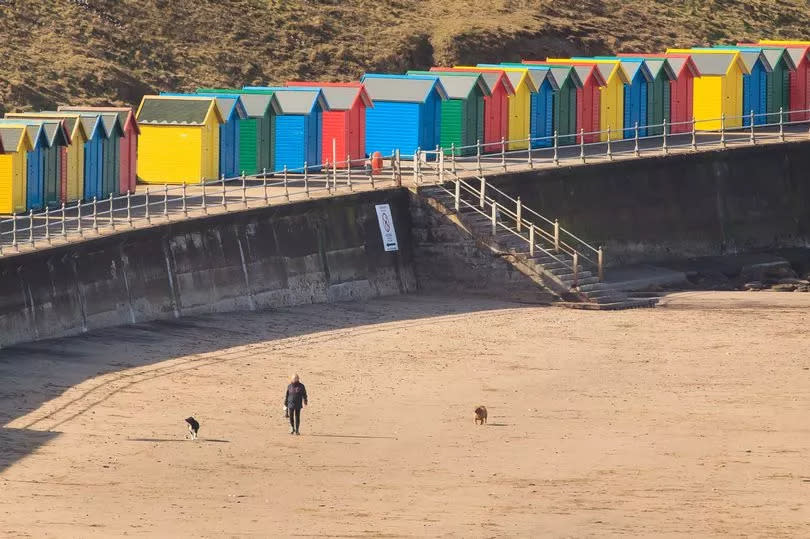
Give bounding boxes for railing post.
[750,111,756,144]
[128,190,134,226]
[200,179,206,214]
[527,128,534,169]
[491,202,497,236]
[662,119,668,155]
[500,137,506,172]
[720,113,726,148]
[283,166,289,201]
[454,178,460,212]
[304,162,309,198]
[516,197,522,232]
[181,184,187,217]
[60,202,66,238]
[11,213,17,250]
[395,149,401,187]
[145,186,152,222]
[450,143,457,176]
[92,196,98,232]
[572,252,579,288]
[633,121,640,157]
[28,209,34,247]
[579,128,586,163]
[262,168,268,204]
[597,246,604,282]
[45,205,50,244]
[606,125,612,161]
[163,185,169,218]
[691,117,697,151]
[370,158,376,189]
[529,224,535,256]
[332,137,337,192]
[390,149,396,185]
[434,145,441,183]
[241,172,247,207]
[346,155,352,191]
[553,219,560,253]
[779,107,785,142]
[76,203,83,237]
[221,174,227,209]
[479,176,485,208]
[553,130,559,166]
[109,193,115,230]
[476,139,482,177]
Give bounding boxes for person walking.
[284,374,308,435]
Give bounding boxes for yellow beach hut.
[5,112,88,202]
[457,65,539,150]
[135,96,224,184]
[0,126,33,214]
[546,58,630,140]
[667,49,749,130]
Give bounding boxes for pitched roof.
[592,57,654,82]
[695,47,772,72]
[524,60,608,86]
[60,111,123,138]
[285,82,373,110]
[429,67,515,95]
[406,71,490,99]
[360,74,449,102]
[159,93,247,120]
[242,87,328,114]
[459,65,539,93]
[58,106,139,134]
[0,119,68,146]
[137,96,220,125]
[476,64,559,91]
[568,58,632,83]
[4,112,89,143]
[737,44,798,71]
[0,126,26,153]
[0,121,50,148]
[666,49,750,75]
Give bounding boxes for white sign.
[375,204,399,252]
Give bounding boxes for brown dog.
[474,406,487,425]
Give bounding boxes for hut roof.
[137,96,221,126]
[666,49,750,75]
[285,82,373,110]
[405,71,490,99]
[58,106,140,135]
[242,87,329,114]
[360,74,449,103]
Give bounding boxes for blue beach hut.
[696,47,772,126]
[242,87,327,171]
[161,92,248,178]
[593,57,654,137]
[72,114,107,201]
[360,74,448,157]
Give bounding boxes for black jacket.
[285,382,308,410]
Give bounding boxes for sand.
[1,291,809,538]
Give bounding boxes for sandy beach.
[1,291,809,537]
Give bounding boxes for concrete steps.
[419,184,657,311]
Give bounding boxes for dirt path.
[1,292,809,537]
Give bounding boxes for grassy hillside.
[2,0,810,114]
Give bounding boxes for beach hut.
[455,65,538,150]
[667,49,749,130]
[564,59,631,140]
[406,71,488,155]
[242,87,327,171]
[0,126,32,214]
[592,57,656,137]
[503,64,582,145]
[525,61,607,143]
[198,89,280,176]
[59,106,140,194]
[6,113,88,202]
[64,112,122,197]
[136,96,224,184]
[758,41,810,121]
[0,121,50,210]
[286,82,373,167]
[0,120,69,207]
[159,93,247,178]
[477,64,559,148]
[738,45,796,123]
[360,74,448,157]
[612,57,677,136]
[431,67,514,152]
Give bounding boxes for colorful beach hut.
[593,57,656,137]
[406,71,488,155]
[60,106,140,194]
[431,67,514,152]
[738,45,796,123]
[758,41,810,121]
[613,57,677,135]
[477,65,558,148]
[525,61,606,143]
[565,59,631,140]
[360,74,447,157]
[667,49,749,130]
[0,126,32,214]
[159,93,247,178]
[242,87,327,171]
[136,96,224,184]
[68,112,123,197]
[286,82,373,167]
[7,113,88,202]
[0,121,50,210]
[198,89,280,176]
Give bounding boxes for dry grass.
[1,0,810,114]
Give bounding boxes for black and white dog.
[185,417,200,440]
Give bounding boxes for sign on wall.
[375,204,399,252]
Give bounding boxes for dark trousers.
[288,407,301,432]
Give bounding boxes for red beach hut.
[285,82,372,168]
[430,67,515,153]
[756,41,810,121]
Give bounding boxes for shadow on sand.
[0,294,533,474]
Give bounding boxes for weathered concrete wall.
[489,141,810,265]
[0,189,416,348]
[409,192,553,303]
